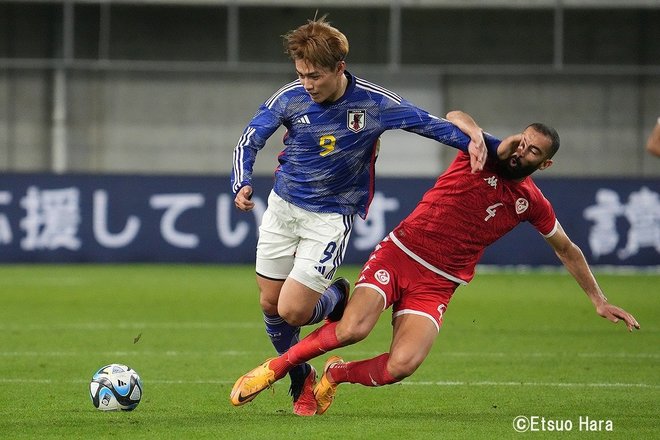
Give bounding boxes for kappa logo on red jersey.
[516,198,529,214]
[484,176,498,188]
[374,269,390,285]
[347,110,366,133]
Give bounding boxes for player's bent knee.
[278,306,311,327]
[335,320,370,344]
[387,354,423,380]
[259,295,278,316]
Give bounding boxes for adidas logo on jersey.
[296,115,310,124]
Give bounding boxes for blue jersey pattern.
[232,71,499,218]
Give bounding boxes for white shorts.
[256,190,355,293]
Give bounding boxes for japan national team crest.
[516,198,529,214]
[347,110,366,133]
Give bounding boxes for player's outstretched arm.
[545,222,640,332]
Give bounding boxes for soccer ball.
[89,363,143,411]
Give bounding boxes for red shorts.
[355,237,459,332]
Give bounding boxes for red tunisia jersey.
[391,151,558,284]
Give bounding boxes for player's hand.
[497,133,522,160]
[467,134,487,173]
[234,185,255,212]
[595,302,640,332]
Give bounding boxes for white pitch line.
[0,322,263,331]
[0,378,657,389]
[0,350,258,357]
[0,350,657,359]
[403,381,660,389]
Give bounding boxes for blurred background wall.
[1,0,659,178]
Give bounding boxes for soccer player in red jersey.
[230,111,640,414]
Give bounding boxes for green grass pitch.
[0,265,657,439]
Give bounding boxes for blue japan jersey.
[232,71,496,218]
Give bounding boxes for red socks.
[329,353,398,386]
[267,324,399,388]
[269,321,342,379]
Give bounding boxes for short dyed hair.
[283,15,349,71]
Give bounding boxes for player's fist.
[468,135,487,173]
[234,185,255,212]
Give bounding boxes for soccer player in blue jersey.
[231,15,494,416]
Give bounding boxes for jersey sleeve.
[231,103,284,194]
[482,131,501,158]
[379,98,501,153]
[528,190,558,237]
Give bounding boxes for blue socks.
[262,283,344,387]
[263,313,309,382]
[304,283,344,325]
[264,313,301,355]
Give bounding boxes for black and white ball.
[89,364,143,411]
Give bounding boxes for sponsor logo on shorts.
[375,269,390,285]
